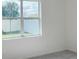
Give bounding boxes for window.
[2,0,41,39]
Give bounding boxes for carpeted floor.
[29,50,77,59]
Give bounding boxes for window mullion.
[21,0,24,35]
[38,0,41,35]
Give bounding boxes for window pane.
[2,19,10,32]
[11,19,20,32]
[23,1,39,17]
[2,0,21,39]
[2,0,21,17]
[2,19,21,39]
[24,19,40,35]
[23,1,40,35]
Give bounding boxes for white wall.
[2,0,66,59]
[65,0,77,52]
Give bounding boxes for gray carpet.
[29,50,77,59]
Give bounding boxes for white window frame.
[2,0,42,40]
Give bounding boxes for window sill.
[2,34,41,40]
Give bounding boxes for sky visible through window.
[23,1,39,17]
